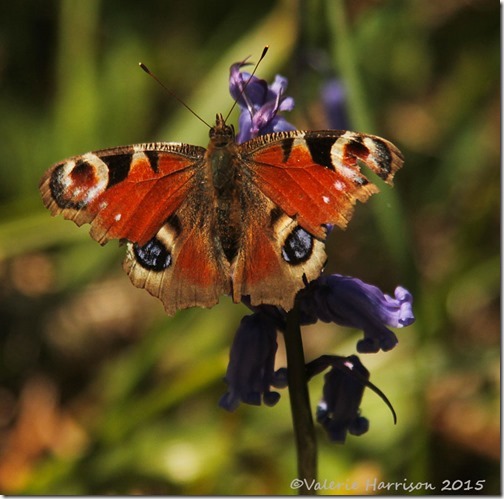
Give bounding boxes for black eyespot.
[282,226,313,265]
[133,237,171,271]
[50,163,88,209]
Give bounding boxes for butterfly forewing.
[40,143,206,245]
[124,194,232,315]
[240,130,404,239]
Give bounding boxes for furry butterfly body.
[40,114,403,315]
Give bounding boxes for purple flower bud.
[229,61,268,111]
[314,355,370,443]
[219,313,283,411]
[229,61,296,143]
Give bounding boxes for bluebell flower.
[245,275,414,354]
[219,313,286,412]
[229,60,296,143]
[306,354,396,443]
[311,355,370,443]
[230,276,414,414]
[299,275,414,353]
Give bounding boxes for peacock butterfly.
[40,93,403,316]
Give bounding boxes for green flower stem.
[327,0,372,133]
[285,305,317,495]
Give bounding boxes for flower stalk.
[284,305,317,495]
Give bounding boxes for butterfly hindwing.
[232,187,327,310]
[124,196,231,315]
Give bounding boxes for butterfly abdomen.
[207,139,244,264]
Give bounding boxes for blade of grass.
[326,0,411,274]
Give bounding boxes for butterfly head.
[209,114,235,148]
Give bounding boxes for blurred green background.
[0,0,499,495]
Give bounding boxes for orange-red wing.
[241,130,404,239]
[231,192,327,311]
[124,198,231,316]
[39,142,206,246]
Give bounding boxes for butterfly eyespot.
[281,226,313,265]
[133,237,172,271]
[49,164,85,209]
[50,156,110,209]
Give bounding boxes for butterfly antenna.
[139,62,212,129]
[224,45,269,124]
